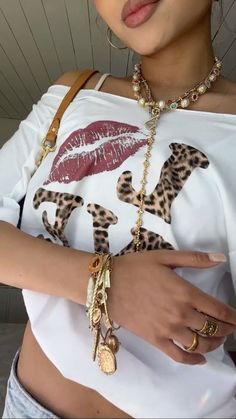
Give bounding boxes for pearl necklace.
[132,56,222,111]
[131,57,222,252]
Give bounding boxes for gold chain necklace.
[131,57,222,252]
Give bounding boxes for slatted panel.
[0,43,35,114]
[87,0,110,74]
[0,118,20,146]
[0,105,9,119]
[211,0,235,37]
[19,0,62,83]
[64,0,94,70]
[0,0,235,120]
[213,0,236,78]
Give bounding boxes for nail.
[208,253,227,263]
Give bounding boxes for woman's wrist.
[67,248,96,305]
[106,254,129,329]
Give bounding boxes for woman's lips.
[122,0,159,28]
[44,121,147,185]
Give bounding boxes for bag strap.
[37,68,99,167]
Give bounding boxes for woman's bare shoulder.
[218,77,236,105]
[210,76,236,115]
[53,70,102,89]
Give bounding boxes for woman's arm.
[1,219,236,364]
[0,220,92,305]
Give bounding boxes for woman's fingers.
[188,309,236,338]
[164,266,236,332]
[154,249,236,328]
[173,328,225,354]
[193,289,236,327]
[156,338,206,365]
[114,250,235,365]
[155,249,227,269]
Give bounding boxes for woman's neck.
[136,12,217,101]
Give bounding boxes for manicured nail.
[208,253,227,263]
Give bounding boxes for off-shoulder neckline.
[48,84,236,122]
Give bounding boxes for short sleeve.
[0,86,67,227]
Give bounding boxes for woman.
[1,0,236,417]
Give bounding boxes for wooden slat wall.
[0,118,20,146]
[213,0,236,78]
[0,0,235,121]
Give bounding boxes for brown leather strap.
[45,68,99,145]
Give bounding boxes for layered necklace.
[131,56,222,252]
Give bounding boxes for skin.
[15,1,236,418]
[94,0,236,110]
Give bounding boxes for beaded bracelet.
[86,253,120,375]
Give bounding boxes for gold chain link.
[134,106,161,251]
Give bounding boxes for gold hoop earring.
[106,27,128,50]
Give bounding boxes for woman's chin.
[131,43,162,58]
[126,33,166,57]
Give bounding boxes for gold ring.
[185,332,199,352]
[196,318,219,337]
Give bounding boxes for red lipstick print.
[44,121,147,185]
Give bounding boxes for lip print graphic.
[44,121,147,185]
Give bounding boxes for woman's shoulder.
[214,77,236,115]
[52,70,236,115]
[53,69,103,90]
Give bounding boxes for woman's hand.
[109,250,236,365]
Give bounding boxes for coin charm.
[98,343,117,375]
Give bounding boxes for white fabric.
[0,77,236,418]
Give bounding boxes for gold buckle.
[36,137,57,167]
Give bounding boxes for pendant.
[85,276,95,309]
[97,343,117,375]
[92,307,102,326]
[145,115,158,131]
[107,334,120,353]
[92,326,101,362]
[104,269,110,289]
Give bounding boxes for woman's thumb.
[155,250,227,269]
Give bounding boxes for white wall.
[0,118,21,147]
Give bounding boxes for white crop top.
[0,73,236,418]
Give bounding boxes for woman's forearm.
[0,220,93,304]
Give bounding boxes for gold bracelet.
[86,253,120,375]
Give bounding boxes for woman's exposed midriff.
[17,321,132,419]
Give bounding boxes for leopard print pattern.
[117,143,209,223]
[117,227,174,256]
[87,203,118,253]
[32,143,210,255]
[33,188,83,246]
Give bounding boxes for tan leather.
[45,69,99,145]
